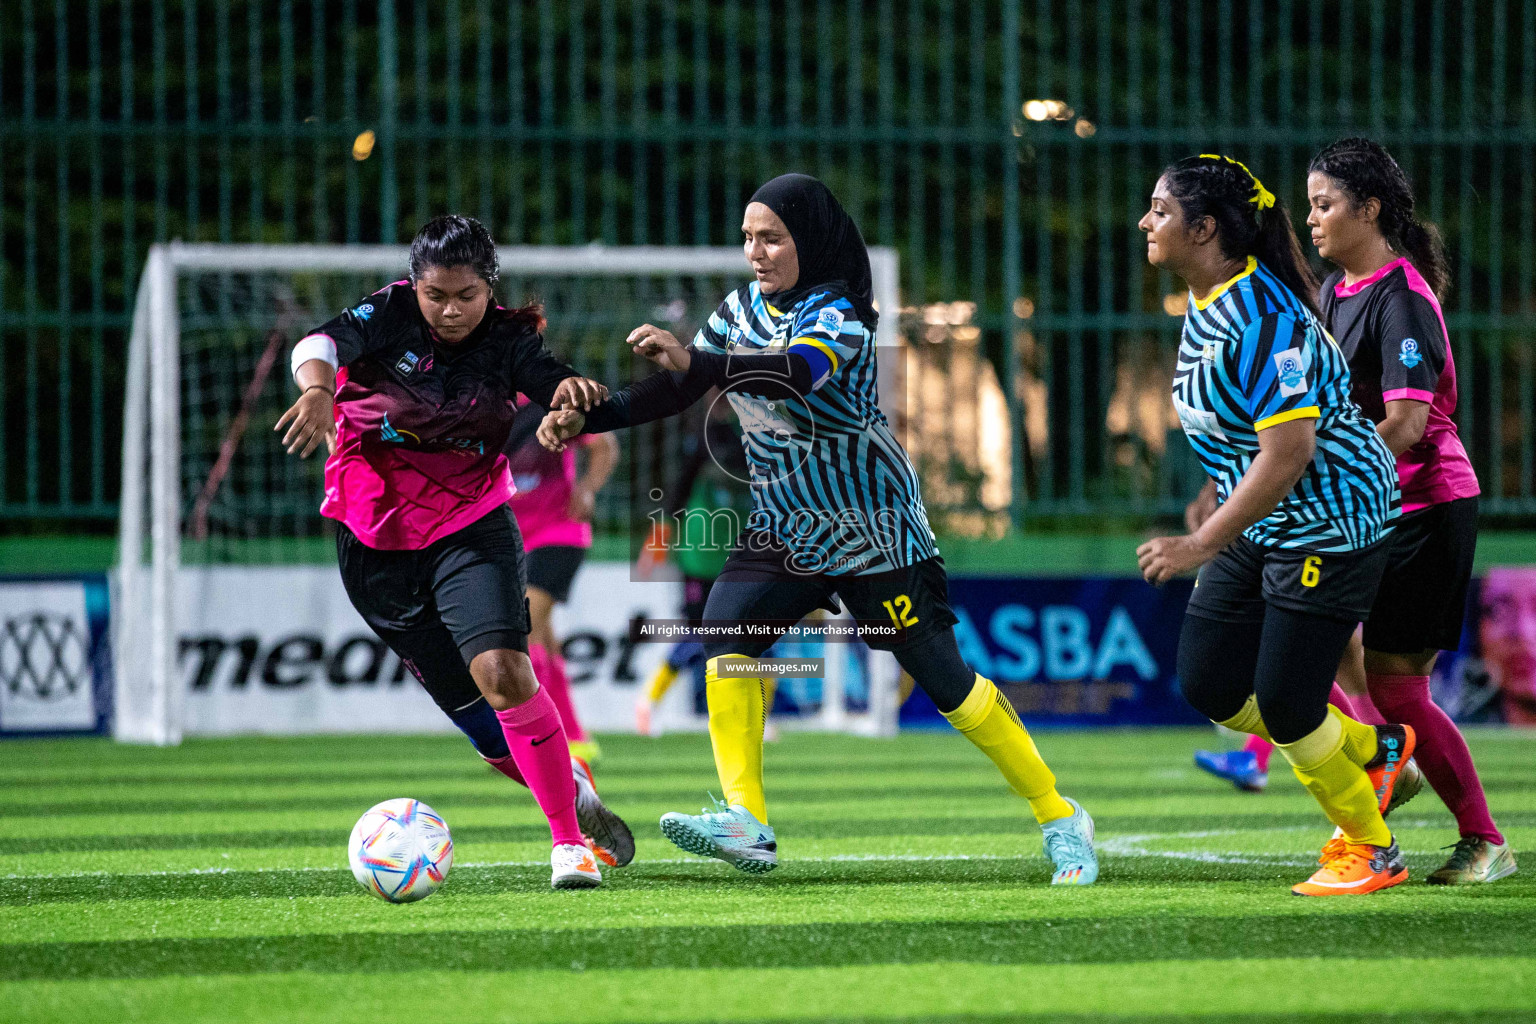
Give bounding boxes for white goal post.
[116,243,903,745]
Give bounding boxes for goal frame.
[116,242,903,745]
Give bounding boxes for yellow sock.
[645,660,680,704]
[1215,694,1273,741]
[943,675,1073,824]
[705,655,769,823]
[1276,713,1391,847]
[1327,704,1379,765]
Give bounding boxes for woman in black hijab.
[540,174,1099,885]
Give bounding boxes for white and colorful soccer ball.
[347,798,453,903]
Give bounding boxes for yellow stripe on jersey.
[1254,405,1321,431]
[1191,255,1258,311]
[788,336,841,374]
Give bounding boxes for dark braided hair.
[1162,154,1320,317]
[408,214,545,330]
[1309,137,1450,302]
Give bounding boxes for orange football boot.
[1292,837,1408,896]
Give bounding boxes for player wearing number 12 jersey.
[540,173,1098,884]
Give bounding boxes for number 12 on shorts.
[1301,555,1322,588]
[883,594,920,627]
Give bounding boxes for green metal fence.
[2,0,1534,529]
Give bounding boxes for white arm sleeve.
[291,333,339,381]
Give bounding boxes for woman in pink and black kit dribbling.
[275,215,635,888]
[1308,138,1515,885]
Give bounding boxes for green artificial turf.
[2,729,1533,1022]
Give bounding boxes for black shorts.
[703,530,959,653]
[337,505,531,681]
[525,544,587,603]
[1363,495,1478,655]
[1187,534,1391,625]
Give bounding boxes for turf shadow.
[4,910,1533,981]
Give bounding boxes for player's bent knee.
[469,648,540,710]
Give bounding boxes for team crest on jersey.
[1201,342,1216,363]
[395,351,421,375]
[352,303,374,321]
[1273,349,1308,397]
[1399,338,1423,369]
[815,306,845,336]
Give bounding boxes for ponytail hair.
[1162,154,1321,317]
[408,214,546,331]
[1309,137,1450,302]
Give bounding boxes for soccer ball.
[347,798,454,903]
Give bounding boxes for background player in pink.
[274,214,634,887]
[505,396,619,764]
[1308,138,1514,884]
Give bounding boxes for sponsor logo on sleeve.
[352,303,375,321]
[815,306,845,336]
[1273,349,1309,397]
[1398,338,1423,369]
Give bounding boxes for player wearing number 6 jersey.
[1137,155,1414,897]
[540,173,1097,884]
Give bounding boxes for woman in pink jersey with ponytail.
[1306,138,1514,885]
[504,396,619,764]
[275,215,635,888]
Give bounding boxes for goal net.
[116,244,903,745]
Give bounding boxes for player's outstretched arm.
[275,357,337,458]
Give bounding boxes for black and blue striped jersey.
[694,282,938,575]
[1171,257,1399,552]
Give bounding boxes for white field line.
[0,821,1419,879]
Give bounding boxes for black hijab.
[748,173,878,328]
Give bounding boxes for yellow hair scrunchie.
[1198,153,1276,211]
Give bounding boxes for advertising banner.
[1433,567,1536,727]
[900,576,1205,728]
[175,563,675,736]
[0,575,113,736]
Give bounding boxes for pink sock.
[530,643,588,743]
[1334,684,1388,726]
[1368,673,1504,844]
[495,688,584,847]
[483,752,526,787]
[1241,732,1273,772]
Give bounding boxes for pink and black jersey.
[504,397,595,551]
[1320,258,1479,512]
[307,282,579,550]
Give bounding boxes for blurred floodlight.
[1074,119,1096,138]
[1163,293,1188,316]
[1013,297,1036,318]
[1023,99,1074,121]
[352,130,376,161]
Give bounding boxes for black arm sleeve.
[579,346,817,433]
[580,365,709,433]
[686,347,816,399]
